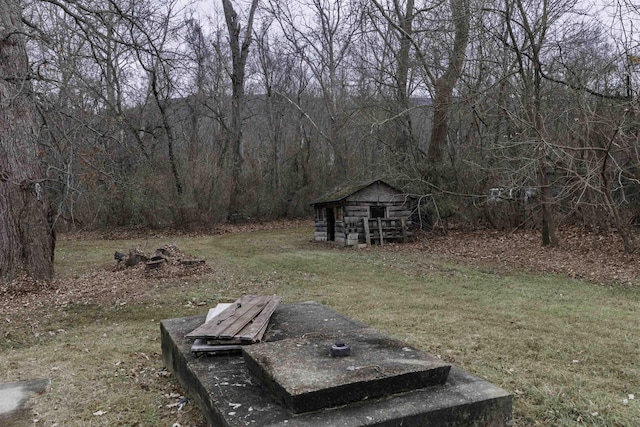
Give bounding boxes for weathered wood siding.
[312,181,415,245]
[342,217,413,244]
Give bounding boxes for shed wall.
[312,182,415,245]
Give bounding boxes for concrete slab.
[243,329,451,413]
[161,302,512,427]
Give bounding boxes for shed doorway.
[327,207,335,241]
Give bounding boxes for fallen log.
[180,259,206,266]
[145,259,165,270]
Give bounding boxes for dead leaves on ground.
[410,227,640,287]
[1,243,211,318]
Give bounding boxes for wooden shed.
[311,180,415,246]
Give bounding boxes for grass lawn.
[1,225,639,426]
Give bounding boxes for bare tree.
[131,0,186,197]
[266,0,363,179]
[502,0,559,246]
[365,0,417,166]
[26,0,191,227]
[425,0,470,164]
[467,0,640,250]
[0,0,54,281]
[221,0,259,217]
[367,0,470,171]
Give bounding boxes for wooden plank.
[186,299,246,339]
[206,320,271,346]
[254,320,270,342]
[218,296,271,339]
[191,340,244,353]
[345,206,369,212]
[363,218,371,245]
[204,338,245,345]
[346,211,370,217]
[345,212,369,217]
[235,296,281,342]
[188,296,282,353]
[377,217,384,246]
[401,218,407,243]
[186,295,268,339]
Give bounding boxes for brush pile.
[114,243,206,272]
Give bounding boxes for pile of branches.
[114,244,206,271]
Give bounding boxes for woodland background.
[2,3,639,423]
[20,0,640,252]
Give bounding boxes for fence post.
[363,218,371,245]
[401,218,407,243]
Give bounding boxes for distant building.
[310,180,415,246]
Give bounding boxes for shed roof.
[311,179,407,205]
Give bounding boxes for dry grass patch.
[1,224,639,426]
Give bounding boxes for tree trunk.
[600,125,636,253]
[394,0,414,162]
[149,69,183,196]
[538,161,558,247]
[0,0,54,282]
[505,0,559,248]
[222,0,259,217]
[426,0,470,163]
